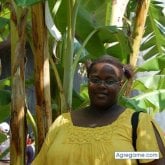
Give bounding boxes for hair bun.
[123,65,134,79]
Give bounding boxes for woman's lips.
[95,93,108,98]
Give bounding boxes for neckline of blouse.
[64,108,132,130]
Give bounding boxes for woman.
[32,55,165,165]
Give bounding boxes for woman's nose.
[98,80,107,87]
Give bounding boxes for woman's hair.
[86,55,134,79]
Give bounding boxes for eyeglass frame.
[88,77,121,87]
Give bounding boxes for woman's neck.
[71,104,125,127]
[87,104,124,118]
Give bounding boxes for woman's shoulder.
[123,109,152,122]
[138,111,154,124]
[117,108,135,120]
[50,112,71,129]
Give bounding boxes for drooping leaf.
[45,1,62,41]
[133,75,165,91]
[50,0,106,58]
[121,90,165,112]
[75,5,106,58]
[140,0,165,59]
[137,54,165,71]
[101,28,130,63]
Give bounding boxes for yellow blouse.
[32,109,165,165]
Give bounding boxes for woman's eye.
[106,80,120,86]
[106,80,116,85]
[91,78,100,83]
[89,77,119,86]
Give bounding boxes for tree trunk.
[31,2,52,152]
[125,0,150,96]
[10,2,28,164]
[130,0,151,67]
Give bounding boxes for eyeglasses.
[88,77,120,87]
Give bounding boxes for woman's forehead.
[89,62,122,77]
[91,63,121,72]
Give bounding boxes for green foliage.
[124,75,165,111]
[46,0,165,113]
[141,0,165,59]
[0,104,10,122]
[0,146,9,160]
[0,0,164,161]
[137,54,165,72]
[122,0,165,112]
[0,133,9,160]
[0,90,11,105]
[98,26,130,62]
[49,0,131,60]
[0,132,7,144]
[72,90,85,110]
[0,0,165,125]
[0,78,11,90]
[133,75,165,91]
[0,79,11,122]
[14,0,42,7]
[0,7,10,41]
[122,89,165,112]
[0,86,10,155]
[0,17,9,30]
[80,84,89,100]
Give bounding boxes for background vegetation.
[0,0,165,164]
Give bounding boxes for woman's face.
[88,62,123,109]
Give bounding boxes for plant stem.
[130,0,151,67]
[63,0,80,111]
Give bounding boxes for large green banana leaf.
[133,75,165,91]
[48,0,131,60]
[140,0,165,59]
[12,0,165,65]
[122,74,165,112]
[122,90,165,112]
[10,0,165,113]
[137,54,165,71]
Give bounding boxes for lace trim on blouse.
[63,109,132,144]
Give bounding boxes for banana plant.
[0,0,165,164]
[2,0,164,115]
[47,0,165,113]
